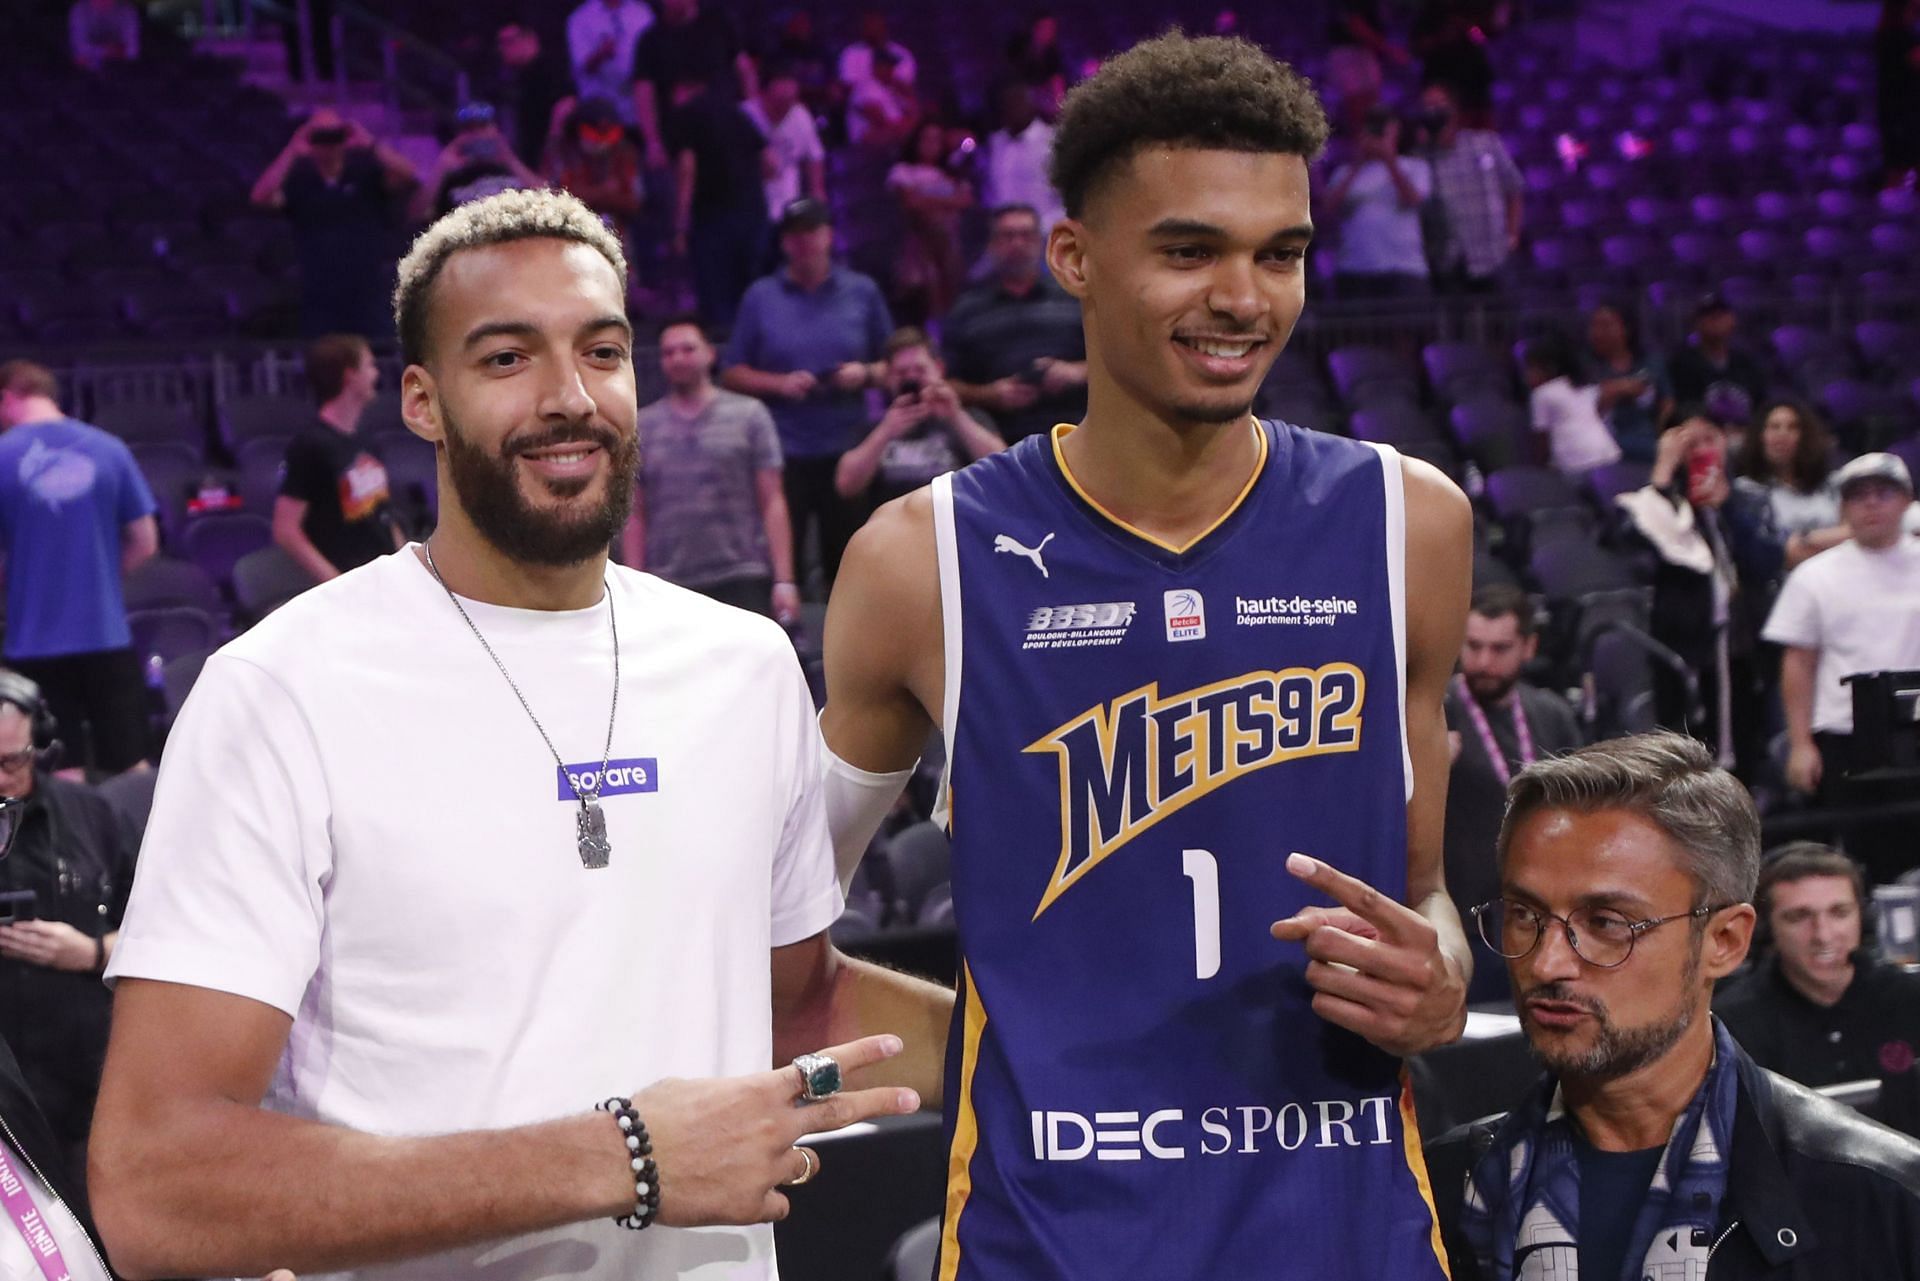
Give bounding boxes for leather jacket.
[1425,1035,1920,1279]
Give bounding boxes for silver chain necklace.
[423,541,620,869]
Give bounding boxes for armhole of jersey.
[931,473,963,826]
[1364,442,1414,804]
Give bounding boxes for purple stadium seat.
[1423,343,1510,404]
[1530,539,1637,599]
[1803,226,1867,265]
[1717,277,1773,311]
[1750,191,1803,224]
[1829,154,1877,186]
[181,511,272,591]
[1871,223,1919,259]
[1327,346,1420,409]
[1877,187,1920,218]
[1815,190,1867,223]
[1818,378,1907,437]
[1529,235,1599,280]
[1584,460,1653,507]
[1781,124,1825,156]
[1840,123,1879,154]
[126,605,223,664]
[1624,195,1682,229]
[234,437,290,516]
[1772,324,1855,381]
[1889,437,1920,480]
[1669,232,1729,278]
[1726,126,1767,158]
[1449,398,1530,471]
[1558,197,1612,231]
[221,394,309,449]
[96,401,195,447]
[124,555,223,614]
[1350,403,1442,448]
[1585,162,1627,192]
[1600,233,1660,278]
[1485,466,1583,526]
[129,443,202,542]
[1855,321,1920,374]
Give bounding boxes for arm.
[271,496,341,583]
[672,148,696,255]
[1784,524,1848,569]
[120,514,158,575]
[835,405,917,499]
[634,80,667,167]
[1780,644,1822,794]
[1322,164,1361,219]
[250,131,308,210]
[736,50,760,101]
[753,467,799,622]
[1383,153,1425,209]
[771,932,951,1103]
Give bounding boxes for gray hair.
[392,188,629,366]
[1497,731,1760,907]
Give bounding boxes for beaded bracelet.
[596,1096,661,1229]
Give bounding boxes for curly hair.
[1736,398,1834,495]
[392,188,628,366]
[1048,32,1329,220]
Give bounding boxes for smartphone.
[0,889,36,924]
[1686,447,1722,505]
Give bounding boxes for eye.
[1165,245,1212,265]
[483,350,524,371]
[587,343,628,363]
[1583,911,1634,941]
[1260,247,1308,266]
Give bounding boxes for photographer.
[417,101,544,222]
[835,328,1003,509]
[251,108,418,336]
[544,95,644,228]
[1325,107,1433,301]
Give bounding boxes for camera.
[307,125,349,146]
[897,377,924,400]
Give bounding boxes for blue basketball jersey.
[927,421,1450,1280]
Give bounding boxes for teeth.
[1185,339,1255,359]
[532,451,590,464]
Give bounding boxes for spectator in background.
[69,0,138,70]
[417,101,545,222]
[1617,413,1781,779]
[723,198,893,588]
[666,72,770,329]
[272,334,402,585]
[887,120,974,323]
[983,81,1065,235]
[630,0,755,172]
[1582,301,1668,464]
[1735,399,1847,570]
[1877,0,1920,188]
[545,96,645,234]
[1666,294,1769,432]
[251,108,418,338]
[944,203,1087,444]
[1325,0,1405,129]
[1004,14,1069,118]
[1441,585,1585,1003]
[1417,81,1521,293]
[0,361,157,774]
[838,11,917,97]
[1764,452,1920,824]
[489,23,569,165]
[565,0,652,125]
[845,45,919,150]
[835,327,1003,509]
[1718,843,1920,1088]
[1326,107,1433,300]
[0,672,137,1177]
[622,317,799,624]
[1412,0,1506,125]
[743,61,827,220]
[1522,335,1621,477]
[764,11,835,117]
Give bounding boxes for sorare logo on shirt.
[555,757,659,801]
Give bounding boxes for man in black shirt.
[250,109,418,338]
[1665,294,1769,429]
[630,0,753,171]
[1718,843,1920,1087]
[943,204,1087,444]
[666,74,770,329]
[273,334,402,583]
[0,673,135,1174]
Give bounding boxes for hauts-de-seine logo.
[1023,663,1365,917]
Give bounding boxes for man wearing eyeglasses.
[0,674,136,1185]
[1424,731,1920,1281]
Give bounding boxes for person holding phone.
[1615,411,1783,779]
[834,327,1003,509]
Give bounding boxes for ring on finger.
[791,1052,842,1103]
[786,1145,818,1186]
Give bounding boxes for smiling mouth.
[1174,336,1265,359]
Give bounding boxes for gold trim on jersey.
[1049,419,1269,555]
[938,963,989,1281]
[1399,1068,1455,1279]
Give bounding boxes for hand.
[635,1034,918,1226]
[1269,853,1466,1057]
[1033,357,1083,397]
[777,370,818,401]
[879,395,932,438]
[988,376,1040,412]
[830,362,871,393]
[0,920,98,972]
[920,378,963,420]
[345,119,375,150]
[1651,421,1704,488]
[771,582,802,627]
[1786,740,1823,795]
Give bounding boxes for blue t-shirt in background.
[1573,1131,1666,1281]
[723,266,892,460]
[0,417,157,658]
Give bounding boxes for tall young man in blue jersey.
[822,32,1473,1280]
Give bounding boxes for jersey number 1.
[1182,848,1221,980]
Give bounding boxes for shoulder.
[38,774,118,830]
[218,551,418,674]
[840,268,886,301]
[612,566,794,669]
[1399,451,1473,549]
[1752,1066,1920,1193]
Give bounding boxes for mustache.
[504,422,621,457]
[1521,983,1606,1018]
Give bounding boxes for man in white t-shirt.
[742,63,825,219]
[1765,451,1920,804]
[86,189,951,1281]
[567,0,653,125]
[1326,108,1433,300]
[983,81,1064,234]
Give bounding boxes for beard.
[1168,395,1259,425]
[1523,943,1702,1083]
[440,402,637,567]
[1464,670,1520,703]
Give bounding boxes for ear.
[1047,218,1090,300]
[400,365,445,446]
[1701,902,1756,983]
[1521,634,1540,663]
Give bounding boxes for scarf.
[1459,1019,1742,1281]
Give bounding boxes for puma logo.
[993,531,1056,578]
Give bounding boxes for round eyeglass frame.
[1468,897,1735,968]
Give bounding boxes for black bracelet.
[93,935,106,974]
[596,1096,660,1229]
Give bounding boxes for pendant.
[576,795,612,869]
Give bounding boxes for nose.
[1205,255,1267,328]
[540,359,600,423]
[1526,915,1585,983]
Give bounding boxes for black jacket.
[1425,1037,1920,1279]
[0,1031,114,1275]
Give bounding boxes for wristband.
[596,1096,660,1229]
[93,935,106,973]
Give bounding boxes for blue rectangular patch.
[556,757,658,800]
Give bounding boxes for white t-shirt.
[984,119,1063,234]
[0,1141,111,1281]
[107,548,842,1281]
[1330,157,1433,277]
[567,0,654,123]
[1761,537,1920,733]
[1529,376,1623,474]
[836,39,915,89]
[742,99,824,217]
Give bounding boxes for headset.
[1750,840,1876,957]
[0,670,60,768]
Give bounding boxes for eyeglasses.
[1469,897,1734,968]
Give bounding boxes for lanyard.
[1455,674,1536,789]
[0,1142,74,1281]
